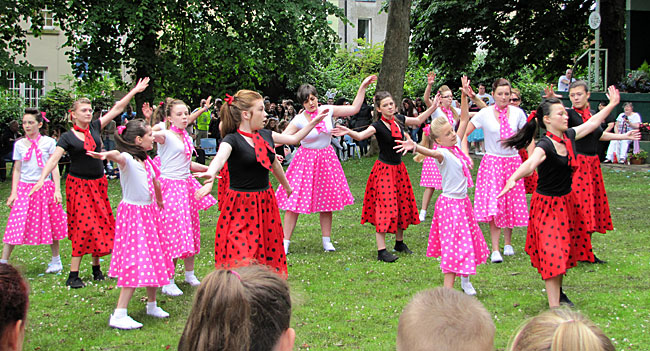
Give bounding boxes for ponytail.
[503,98,563,150]
[220,90,263,138]
[114,119,149,162]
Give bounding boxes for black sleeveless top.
[535,128,577,197]
[371,114,406,165]
[566,109,604,156]
[222,129,275,191]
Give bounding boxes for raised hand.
[393,139,416,154]
[331,125,351,137]
[361,75,378,88]
[427,72,436,85]
[203,96,213,110]
[605,85,620,106]
[543,84,561,99]
[132,77,150,94]
[142,102,153,120]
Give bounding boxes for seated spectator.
[508,307,614,351]
[0,263,29,351]
[397,287,494,351]
[178,265,295,351]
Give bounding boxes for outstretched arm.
[100,78,150,129]
[600,130,641,141]
[574,86,620,140]
[498,146,546,197]
[405,102,437,127]
[332,75,377,117]
[423,72,436,108]
[86,150,127,169]
[332,125,376,141]
[394,139,443,162]
[272,109,328,145]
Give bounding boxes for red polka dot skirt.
[525,192,594,280]
[361,160,420,233]
[65,175,115,257]
[571,154,613,235]
[215,187,287,277]
[518,148,538,194]
[217,163,230,211]
[419,154,443,190]
[3,180,67,245]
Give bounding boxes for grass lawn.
[1,156,649,350]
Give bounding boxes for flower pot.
[630,157,646,165]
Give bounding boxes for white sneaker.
[491,251,503,263]
[419,210,427,222]
[109,314,143,330]
[461,277,477,296]
[283,240,290,255]
[503,245,515,256]
[476,151,485,155]
[161,282,183,296]
[146,306,169,318]
[184,274,201,287]
[45,262,63,274]
[323,241,336,252]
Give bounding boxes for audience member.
[557,68,576,92]
[1,120,21,181]
[0,263,29,351]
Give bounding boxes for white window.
[42,8,55,29]
[358,19,371,42]
[3,70,46,108]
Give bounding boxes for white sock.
[0,259,8,264]
[322,237,331,244]
[461,276,470,283]
[113,308,127,318]
[50,255,61,264]
[283,240,290,254]
[185,270,195,279]
[147,301,157,310]
[167,278,175,285]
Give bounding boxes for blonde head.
[220,90,263,138]
[414,116,451,162]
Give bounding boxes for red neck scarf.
[441,106,455,125]
[73,124,97,152]
[573,107,592,123]
[495,105,513,140]
[381,116,402,140]
[170,125,196,159]
[23,134,44,168]
[545,131,577,170]
[237,129,274,170]
[440,145,474,188]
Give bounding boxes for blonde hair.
[220,90,263,138]
[397,288,495,351]
[178,265,292,351]
[438,85,459,122]
[413,116,452,162]
[508,308,615,351]
[70,98,92,122]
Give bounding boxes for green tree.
[376,0,412,104]
[410,0,594,84]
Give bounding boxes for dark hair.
[492,78,511,92]
[114,119,150,161]
[178,265,292,351]
[24,108,43,123]
[220,90,263,138]
[153,97,174,125]
[0,264,29,339]
[400,98,417,117]
[374,91,406,131]
[503,98,563,150]
[569,80,589,93]
[296,84,318,105]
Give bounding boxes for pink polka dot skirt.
[419,155,442,190]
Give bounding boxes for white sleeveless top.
[470,105,527,156]
[291,105,335,149]
[157,129,190,179]
[118,153,153,205]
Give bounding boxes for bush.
[0,89,24,127]
[39,87,74,136]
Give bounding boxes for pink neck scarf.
[169,125,196,159]
[23,135,44,168]
[441,106,454,125]
[143,157,157,200]
[441,145,474,188]
[306,109,327,134]
[495,105,513,140]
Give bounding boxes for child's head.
[70,98,93,125]
[492,78,512,108]
[153,97,174,125]
[397,287,495,351]
[374,91,396,120]
[504,98,565,150]
[178,265,295,351]
[428,116,457,147]
[0,263,29,351]
[22,108,44,137]
[568,80,590,109]
[438,85,454,108]
[297,84,319,112]
[165,99,189,130]
[114,119,153,161]
[220,90,264,137]
[508,307,614,351]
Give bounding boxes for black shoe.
[592,254,607,264]
[378,250,399,263]
[66,275,85,289]
[559,289,575,307]
[92,267,105,281]
[394,242,413,254]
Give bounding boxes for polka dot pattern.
[518,149,538,194]
[3,180,67,245]
[159,176,217,260]
[217,163,230,211]
[570,154,613,235]
[474,154,528,228]
[276,145,354,214]
[419,153,442,189]
[526,192,594,280]
[215,187,287,276]
[108,202,174,287]
[361,160,420,234]
[427,195,489,276]
[65,175,115,257]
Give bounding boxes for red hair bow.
[224,94,234,105]
[526,110,537,123]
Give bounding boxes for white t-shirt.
[434,137,468,199]
[12,136,57,183]
[157,129,190,179]
[291,106,335,149]
[557,75,576,92]
[431,107,460,128]
[155,121,166,130]
[118,152,153,205]
[470,105,527,156]
[616,113,641,128]
[476,93,495,106]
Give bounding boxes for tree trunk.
[134,32,158,120]
[376,0,412,105]
[600,0,625,86]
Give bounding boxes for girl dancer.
[1,109,67,273]
[87,119,174,330]
[333,91,435,262]
[276,75,376,254]
[461,78,529,263]
[32,78,149,288]
[152,99,217,296]
[195,90,327,276]
[396,78,489,295]
[510,88,538,194]
[498,87,619,307]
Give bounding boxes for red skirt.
[361,160,420,233]
[525,192,594,280]
[65,175,115,257]
[571,154,613,234]
[518,149,538,194]
[217,163,230,211]
[215,186,287,277]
